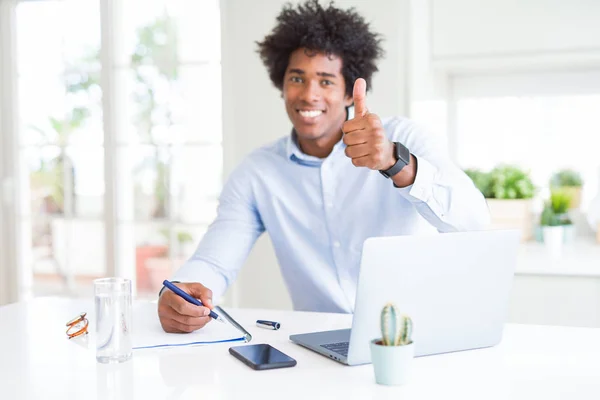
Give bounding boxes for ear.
[344,93,353,107]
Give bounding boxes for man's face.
[283,48,353,143]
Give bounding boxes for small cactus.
[380,303,413,346]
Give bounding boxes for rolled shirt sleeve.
[390,119,491,233]
[171,158,265,303]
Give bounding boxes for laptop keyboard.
[321,341,349,357]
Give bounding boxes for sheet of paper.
[132,302,245,349]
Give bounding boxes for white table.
[1,298,600,399]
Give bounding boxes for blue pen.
[162,280,226,323]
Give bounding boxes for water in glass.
[94,278,132,363]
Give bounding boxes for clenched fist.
[157,282,215,333]
[342,78,395,171]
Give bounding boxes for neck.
[297,130,343,159]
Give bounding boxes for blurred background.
[1,0,600,328]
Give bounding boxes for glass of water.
[94,277,132,363]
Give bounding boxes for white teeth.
[298,110,323,118]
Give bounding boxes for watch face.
[379,142,410,179]
[395,142,410,165]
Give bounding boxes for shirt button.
[326,202,333,208]
[333,241,341,248]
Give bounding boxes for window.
[17,0,104,296]
[452,70,600,212]
[112,0,222,296]
[13,0,222,298]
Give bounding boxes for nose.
[299,80,321,103]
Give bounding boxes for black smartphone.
[229,343,297,370]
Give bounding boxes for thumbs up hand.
[342,78,395,171]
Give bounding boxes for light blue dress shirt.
[172,115,490,313]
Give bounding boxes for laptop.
[289,230,520,365]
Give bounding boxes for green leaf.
[540,205,559,226]
[550,169,583,188]
[488,165,535,199]
[550,188,572,215]
[49,117,64,134]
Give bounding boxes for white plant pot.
[543,226,564,257]
[369,339,415,386]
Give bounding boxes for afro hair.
[256,0,384,98]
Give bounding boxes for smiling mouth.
[297,109,324,118]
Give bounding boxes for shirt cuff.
[394,155,437,204]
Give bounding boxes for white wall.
[432,0,600,59]
[407,0,451,154]
[430,0,600,74]
[219,0,410,309]
[411,0,600,105]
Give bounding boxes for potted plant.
[550,169,583,210]
[540,189,573,256]
[465,165,535,241]
[369,303,414,386]
[553,188,574,243]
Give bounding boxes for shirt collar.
[286,106,354,166]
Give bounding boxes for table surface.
[1,297,600,400]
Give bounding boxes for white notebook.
[132,302,248,350]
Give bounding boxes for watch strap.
[379,142,410,178]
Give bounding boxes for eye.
[290,76,303,83]
[321,80,333,86]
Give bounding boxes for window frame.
[0,0,20,305]
[1,0,222,301]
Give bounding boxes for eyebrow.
[288,68,337,78]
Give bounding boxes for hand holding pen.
[158,280,225,333]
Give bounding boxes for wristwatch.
[379,141,411,179]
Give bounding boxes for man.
[158,0,489,333]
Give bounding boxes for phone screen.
[229,344,297,370]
